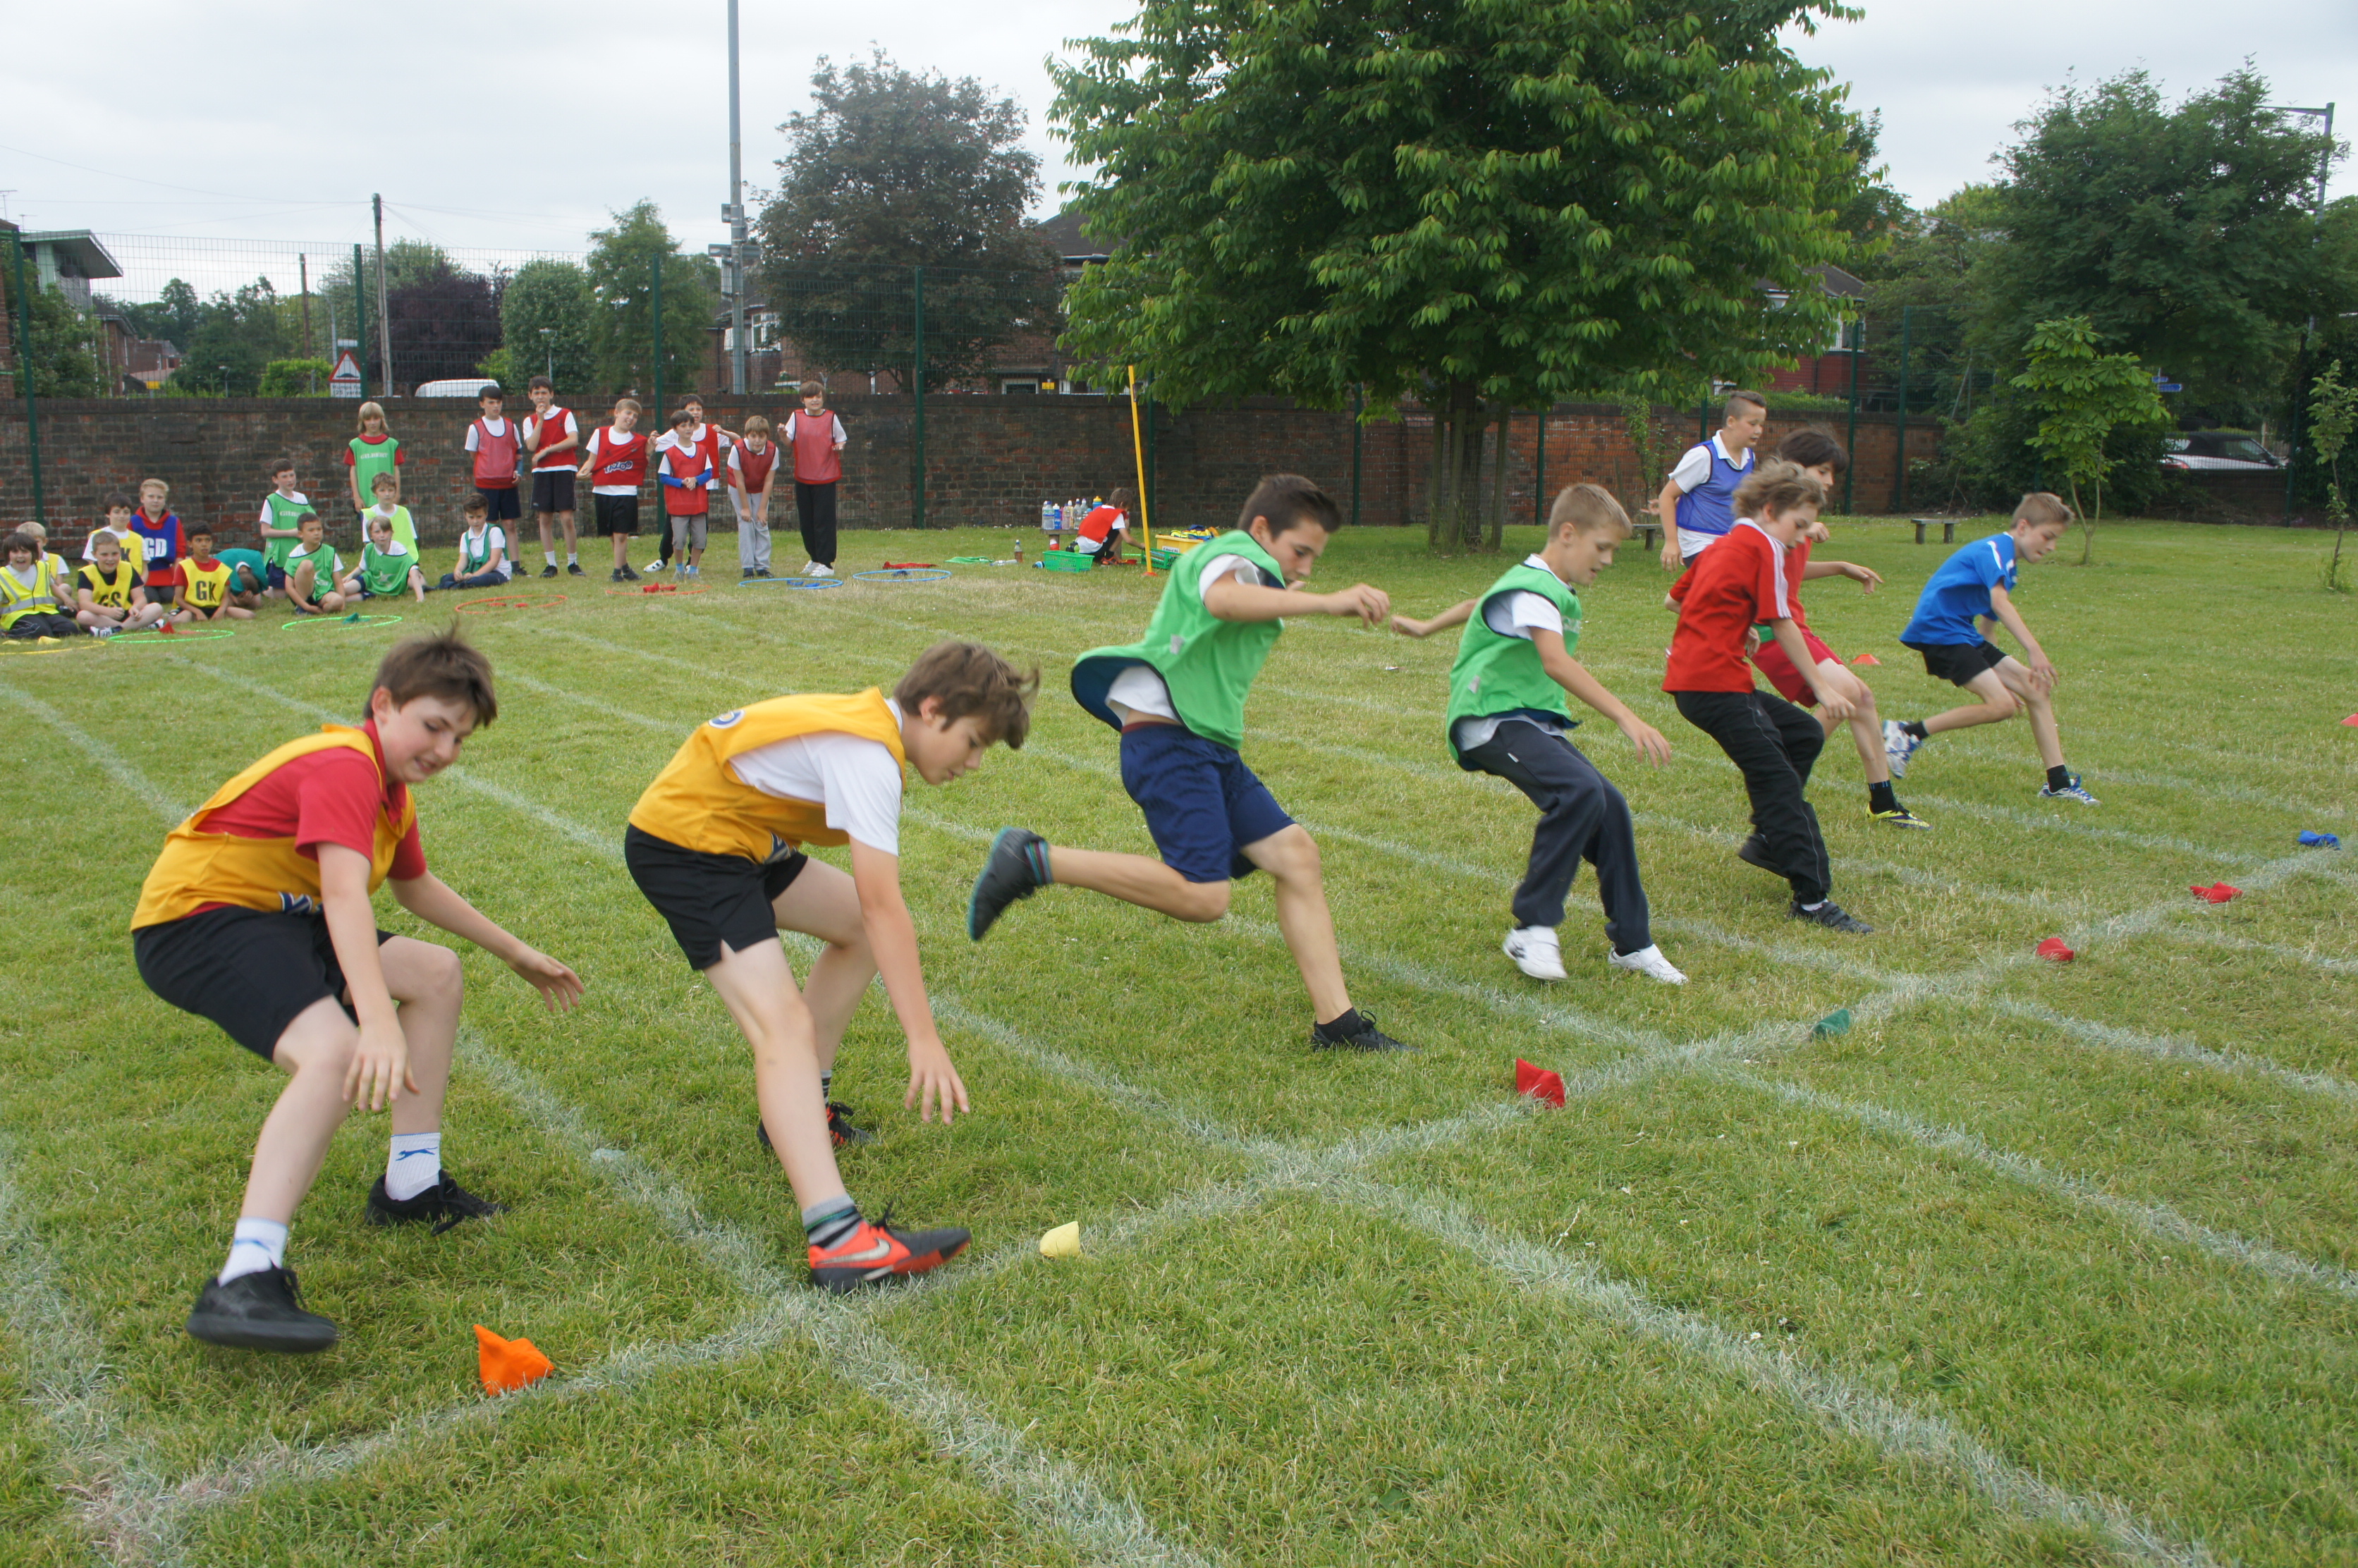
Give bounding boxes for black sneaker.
[365,1173,508,1235]
[567,562,585,576]
[1789,900,1874,935]
[757,1102,875,1152]
[1311,1012,1416,1052]
[539,563,558,578]
[187,1265,338,1353]
[620,563,641,582]
[1735,833,1778,874]
[742,566,757,579]
[968,827,1049,939]
[611,568,628,583]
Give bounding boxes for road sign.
[2154,373,2184,392]
[329,350,363,399]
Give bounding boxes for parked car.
[413,377,503,399]
[2161,431,2281,472]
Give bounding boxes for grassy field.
[1,515,2353,1567]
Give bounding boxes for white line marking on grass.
[1722,1068,2358,1302]
[1905,794,2271,867]
[2144,922,2358,977]
[0,682,189,821]
[1978,996,2358,1108]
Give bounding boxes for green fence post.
[1350,386,1363,528]
[912,264,926,529]
[1144,386,1157,525]
[1532,405,1546,527]
[1843,316,1861,515]
[352,244,369,399]
[9,230,45,526]
[651,249,664,422]
[1892,305,1912,514]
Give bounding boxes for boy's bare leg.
[1240,825,1353,1022]
[613,534,630,569]
[537,513,556,565]
[241,998,366,1225]
[379,936,463,1137]
[1815,661,1890,783]
[769,859,876,1077]
[1044,845,1230,921]
[1993,659,2065,768]
[560,512,578,558]
[702,938,847,1209]
[1921,666,2020,737]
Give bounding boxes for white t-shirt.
[586,429,643,497]
[1104,554,1276,725]
[726,697,906,855]
[525,408,579,470]
[82,524,144,563]
[784,411,847,446]
[1666,433,1752,496]
[463,417,510,451]
[1450,556,1576,754]
[460,525,511,580]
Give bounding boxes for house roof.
[1037,207,1111,263]
[1808,264,1865,301]
[20,231,123,280]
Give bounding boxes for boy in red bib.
[578,396,649,582]
[133,631,581,1352]
[656,408,714,577]
[465,384,524,526]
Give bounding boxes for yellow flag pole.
[1128,363,1155,575]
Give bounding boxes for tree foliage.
[183,280,294,396]
[1049,0,1866,549]
[755,50,1059,391]
[2011,315,2168,562]
[3,278,107,397]
[257,357,333,397]
[2307,359,2357,590]
[496,258,597,396]
[586,202,718,403]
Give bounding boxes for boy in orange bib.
[133,630,582,1353]
[624,642,1036,1293]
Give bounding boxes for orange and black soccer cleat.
[807,1212,971,1294]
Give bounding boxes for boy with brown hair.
[578,396,649,582]
[783,381,847,577]
[967,474,1412,1052]
[1657,389,1768,570]
[1,529,81,639]
[133,629,582,1351]
[1391,484,1685,984]
[1885,493,2094,803]
[173,526,258,622]
[75,531,167,635]
[523,375,582,577]
[286,513,349,616]
[728,412,781,578]
[257,459,311,599]
[625,641,1038,1292]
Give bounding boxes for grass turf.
[0,515,2352,1565]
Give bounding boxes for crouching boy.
[623,642,1037,1292]
[132,630,582,1352]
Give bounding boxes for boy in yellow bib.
[172,527,258,623]
[75,532,166,635]
[133,630,581,1352]
[624,642,1036,1293]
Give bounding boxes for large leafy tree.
[2011,315,2168,563]
[183,279,294,396]
[491,259,597,395]
[755,50,1060,391]
[586,202,719,403]
[1050,0,1865,546]
[1,279,106,397]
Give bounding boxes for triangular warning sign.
[329,351,362,384]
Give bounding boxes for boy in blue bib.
[1656,389,1766,569]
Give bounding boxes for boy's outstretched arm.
[1770,619,1854,721]
[1203,575,1389,626]
[1530,627,1673,766]
[849,840,969,1125]
[1391,598,1476,639]
[1800,559,1882,591]
[1984,586,2055,688]
[390,873,583,1009]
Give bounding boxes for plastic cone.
[1514,1058,1568,1108]
[2189,883,2242,905]
[1849,652,1882,667]
[2342,714,2358,727]
[1039,1221,1082,1259]
[473,1324,554,1396]
[2035,937,2075,962]
[1812,1008,1852,1038]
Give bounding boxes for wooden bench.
[1912,517,1957,545]
[1637,524,1662,553]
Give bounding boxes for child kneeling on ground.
[624,641,1037,1291]
[132,630,581,1351]
[1393,483,1686,984]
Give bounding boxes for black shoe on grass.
[620,563,641,582]
[968,827,1049,939]
[567,562,585,576]
[187,1266,338,1353]
[366,1174,507,1235]
[539,563,558,578]
[1735,833,1778,874]
[759,1102,875,1152]
[1311,1012,1416,1052]
[611,568,628,583]
[1789,900,1874,935]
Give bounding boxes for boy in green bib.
[967,475,1410,1052]
[340,513,428,603]
[1392,485,1685,985]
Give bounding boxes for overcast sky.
[3,0,2352,300]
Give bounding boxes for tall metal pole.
[912,265,926,528]
[298,253,314,391]
[353,244,370,400]
[726,0,747,395]
[1843,315,1862,515]
[651,249,665,421]
[10,231,46,525]
[372,194,393,394]
[1893,305,1912,514]
[2275,102,2334,518]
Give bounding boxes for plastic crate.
[1040,550,1095,573]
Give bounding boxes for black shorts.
[476,484,522,522]
[594,494,641,536]
[134,906,396,1060]
[1905,638,2008,687]
[531,471,577,514]
[623,824,809,971]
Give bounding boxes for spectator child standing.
[523,376,582,577]
[578,397,648,582]
[257,460,311,600]
[83,496,144,568]
[464,386,524,529]
[345,403,403,521]
[175,527,258,623]
[76,532,166,635]
[286,513,349,616]
[728,414,779,578]
[439,499,512,589]
[646,393,732,574]
[657,408,714,578]
[2,529,82,639]
[343,514,428,604]
[784,381,846,577]
[1656,391,1766,570]
[130,478,185,606]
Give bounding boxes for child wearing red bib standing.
[785,381,846,577]
[133,630,581,1352]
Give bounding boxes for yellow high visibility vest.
[0,556,67,628]
[628,690,905,862]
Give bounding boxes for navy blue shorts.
[477,485,522,522]
[264,562,288,592]
[1118,723,1295,883]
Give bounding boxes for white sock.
[386,1131,443,1201]
[566,551,578,564]
[219,1217,288,1284]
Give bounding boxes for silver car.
[2161,431,2282,472]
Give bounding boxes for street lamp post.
[2266,102,2335,516]
[539,328,554,382]
[725,0,747,395]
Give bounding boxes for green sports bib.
[1444,560,1581,764]
[262,491,310,568]
[1070,530,1288,750]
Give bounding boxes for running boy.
[624,641,1036,1291]
[257,459,311,600]
[173,527,257,623]
[784,382,846,577]
[286,513,348,616]
[133,630,581,1350]
[967,474,1410,1052]
[728,414,779,578]
[341,513,428,604]
[75,532,166,635]
[656,408,713,578]
[1391,484,1687,985]
[578,396,648,582]
[464,384,524,529]
[1657,390,1766,570]
[1665,462,1873,933]
[523,376,582,577]
[1884,493,2094,804]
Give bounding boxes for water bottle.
[1040,500,1056,541]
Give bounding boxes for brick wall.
[0,391,1941,551]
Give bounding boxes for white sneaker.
[1608,944,1688,985]
[1503,926,1566,981]
[680,563,699,578]
[807,561,836,577]
[90,625,118,640]
[642,558,668,573]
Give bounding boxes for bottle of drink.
[1040,500,1056,542]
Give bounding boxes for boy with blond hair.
[75,532,166,635]
[1658,390,1767,569]
[728,413,781,578]
[1885,492,2094,804]
[578,396,649,582]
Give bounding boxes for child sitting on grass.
[1392,484,1686,985]
[133,630,581,1352]
[1,529,82,639]
[361,471,420,556]
[285,513,348,616]
[624,642,1037,1292]
[1884,492,2094,804]
[439,498,513,589]
[75,532,166,635]
[173,527,258,623]
[341,513,428,604]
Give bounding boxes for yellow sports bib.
[627,690,905,862]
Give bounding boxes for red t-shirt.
[342,433,404,470]
[1669,534,1811,627]
[196,721,427,907]
[1663,521,1794,692]
[1077,505,1126,545]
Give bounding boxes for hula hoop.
[0,639,91,654]
[853,568,953,584]
[738,575,845,590]
[606,584,710,598]
[454,594,566,615]
[106,627,238,646]
[282,613,405,631]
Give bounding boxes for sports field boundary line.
[2142,921,2358,976]
[0,682,190,821]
